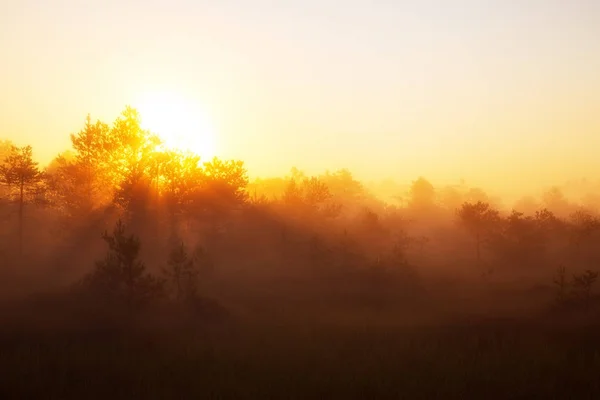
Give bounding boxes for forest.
[1,106,600,399]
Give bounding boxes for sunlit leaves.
[0,145,42,190]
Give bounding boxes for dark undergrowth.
[1,297,600,400]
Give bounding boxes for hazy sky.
[1,0,599,196]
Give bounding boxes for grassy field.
[1,290,600,399]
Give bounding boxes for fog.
[1,111,600,398]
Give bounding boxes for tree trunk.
[18,179,24,256]
[476,231,481,265]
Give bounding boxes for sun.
[134,91,218,160]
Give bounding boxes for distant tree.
[495,210,544,268]
[457,201,501,266]
[289,167,306,182]
[568,209,600,255]
[0,145,43,254]
[187,157,248,242]
[321,168,365,203]
[408,177,435,210]
[553,265,569,305]
[464,187,490,204]
[282,178,304,208]
[303,176,332,210]
[157,150,203,237]
[361,208,382,232]
[162,241,199,301]
[48,115,117,221]
[202,157,249,203]
[110,107,162,218]
[542,186,570,215]
[571,269,598,309]
[281,175,338,220]
[534,208,562,231]
[438,185,464,212]
[513,196,540,216]
[246,176,288,200]
[85,219,164,310]
[0,140,13,157]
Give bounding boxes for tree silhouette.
[156,150,203,238]
[494,210,544,269]
[438,185,465,212]
[408,177,435,211]
[282,175,337,221]
[553,265,569,306]
[568,209,600,256]
[572,269,598,309]
[86,219,164,310]
[542,186,570,215]
[0,145,43,255]
[321,168,365,205]
[190,157,248,242]
[110,107,162,221]
[464,187,490,204]
[457,201,501,267]
[162,241,199,301]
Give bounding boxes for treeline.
[1,106,600,312]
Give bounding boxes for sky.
[1,0,599,199]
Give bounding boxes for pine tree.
[0,145,43,255]
[86,219,164,310]
[162,241,199,301]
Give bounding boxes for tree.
[321,168,365,203]
[201,157,249,204]
[438,185,464,212]
[162,241,199,301]
[513,196,540,216]
[188,157,248,242]
[542,186,570,215]
[281,175,337,219]
[0,140,14,200]
[572,269,598,309]
[85,219,164,310]
[408,177,435,210]
[303,176,332,210]
[495,210,544,268]
[568,209,600,255]
[553,265,569,306]
[464,187,490,204]
[282,178,304,208]
[0,145,43,255]
[110,107,162,218]
[47,114,119,222]
[156,149,203,238]
[457,201,501,267]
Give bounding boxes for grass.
[1,310,600,399]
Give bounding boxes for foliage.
[0,145,44,254]
[0,145,44,198]
[457,201,501,266]
[408,177,435,210]
[84,219,164,308]
[553,265,569,305]
[571,269,598,308]
[281,175,341,220]
[162,241,199,301]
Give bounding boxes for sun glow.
[135,91,218,161]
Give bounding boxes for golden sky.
[1,0,599,198]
